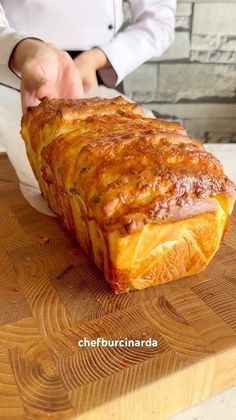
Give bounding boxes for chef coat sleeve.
[98,0,176,87]
[0,3,29,88]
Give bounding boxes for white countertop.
[169,385,236,420]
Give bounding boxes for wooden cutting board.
[1,153,236,420]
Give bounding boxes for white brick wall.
[192,3,236,35]
[157,64,236,102]
[156,32,190,61]
[123,0,236,142]
[123,64,158,102]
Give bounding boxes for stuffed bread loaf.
[21,96,236,294]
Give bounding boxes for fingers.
[20,48,86,112]
[21,83,40,113]
[73,56,98,94]
[82,74,98,94]
[66,71,85,98]
[58,52,85,99]
[21,60,48,112]
[21,60,47,92]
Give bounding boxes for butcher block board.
[1,153,236,420]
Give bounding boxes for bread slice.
[21,97,236,293]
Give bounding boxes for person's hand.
[10,39,85,113]
[74,48,108,93]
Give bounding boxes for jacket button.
[108,24,113,30]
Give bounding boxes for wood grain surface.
[0,153,236,420]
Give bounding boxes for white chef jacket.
[0,0,176,90]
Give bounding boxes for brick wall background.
[123,0,236,143]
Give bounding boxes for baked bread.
[21,96,236,294]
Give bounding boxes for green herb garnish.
[80,167,90,174]
[69,187,77,195]
[92,195,101,203]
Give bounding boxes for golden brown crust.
[22,97,236,235]
[21,96,144,156]
[20,96,146,202]
[73,129,235,233]
[21,96,236,294]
